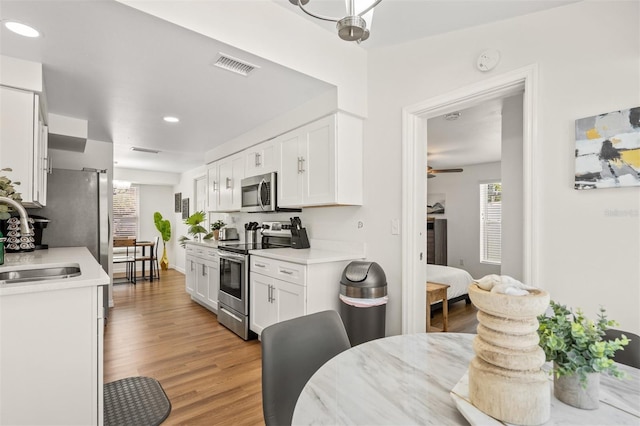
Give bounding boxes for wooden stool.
[426,282,450,332]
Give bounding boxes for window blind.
[113,186,139,238]
[480,182,502,264]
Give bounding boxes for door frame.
[400,64,540,334]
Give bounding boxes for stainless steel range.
[217,221,292,340]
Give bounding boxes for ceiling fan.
[427,166,464,178]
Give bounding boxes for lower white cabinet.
[250,271,305,334]
[250,254,357,336]
[185,243,219,312]
[0,285,104,425]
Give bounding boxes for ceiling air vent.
[130,147,160,154]
[213,53,259,77]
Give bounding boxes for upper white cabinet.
[278,113,363,208]
[207,152,245,212]
[206,161,219,212]
[0,85,48,207]
[244,138,280,178]
[217,152,245,212]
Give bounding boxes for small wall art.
[427,193,446,214]
[182,198,189,220]
[174,193,182,213]
[575,106,640,189]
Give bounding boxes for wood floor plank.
[105,269,478,425]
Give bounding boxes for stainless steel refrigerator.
[32,168,110,315]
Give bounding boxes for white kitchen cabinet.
[250,254,353,336]
[206,161,219,212]
[250,269,305,335]
[209,152,245,212]
[0,285,104,425]
[0,85,48,207]
[244,138,280,177]
[278,113,363,208]
[185,243,219,312]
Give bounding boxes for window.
[480,182,502,264]
[113,186,139,237]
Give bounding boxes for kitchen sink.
[0,264,81,284]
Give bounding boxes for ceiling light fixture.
[3,21,40,38]
[289,0,382,43]
[163,116,180,123]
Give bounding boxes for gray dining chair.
[261,310,351,426]
[605,328,640,368]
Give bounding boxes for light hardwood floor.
[104,269,478,425]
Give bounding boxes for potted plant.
[0,168,23,220]
[153,212,171,270]
[179,211,213,248]
[210,219,226,241]
[537,300,630,409]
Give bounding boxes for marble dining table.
[292,333,640,425]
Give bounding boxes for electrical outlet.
[391,219,400,235]
[357,221,364,229]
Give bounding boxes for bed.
[426,264,473,308]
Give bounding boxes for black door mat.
[104,376,171,426]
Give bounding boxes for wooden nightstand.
[426,282,450,332]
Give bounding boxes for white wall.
[427,162,502,279]
[137,184,174,266]
[172,165,207,273]
[365,1,639,334]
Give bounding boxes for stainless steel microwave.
[241,172,276,213]
[241,172,300,213]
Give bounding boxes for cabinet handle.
[300,157,305,173]
[190,260,194,271]
[255,152,261,167]
[213,180,218,192]
[202,264,206,276]
[297,157,303,174]
[47,157,53,174]
[271,285,276,303]
[226,177,232,189]
[267,284,272,303]
[280,269,293,275]
[255,262,266,268]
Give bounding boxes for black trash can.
[339,261,388,346]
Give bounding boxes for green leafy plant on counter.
[211,220,226,231]
[537,300,629,387]
[0,168,23,220]
[179,211,213,248]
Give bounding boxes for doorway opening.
[401,65,540,334]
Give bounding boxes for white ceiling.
[0,0,575,174]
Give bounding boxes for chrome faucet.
[0,197,32,235]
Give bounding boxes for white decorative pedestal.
[468,284,551,425]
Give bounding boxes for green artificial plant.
[537,300,629,387]
[179,211,213,248]
[0,168,23,220]
[153,212,172,246]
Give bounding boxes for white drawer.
[251,256,306,286]
[203,247,218,261]
[185,245,196,255]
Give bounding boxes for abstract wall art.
[575,106,640,189]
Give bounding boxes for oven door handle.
[217,251,246,261]
[220,307,243,323]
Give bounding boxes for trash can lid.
[340,262,387,298]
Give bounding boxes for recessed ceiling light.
[4,21,40,38]
[163,116,179,123]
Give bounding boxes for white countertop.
[184,239,221,248]
[0,247,109,296]
[249,247,365,265]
